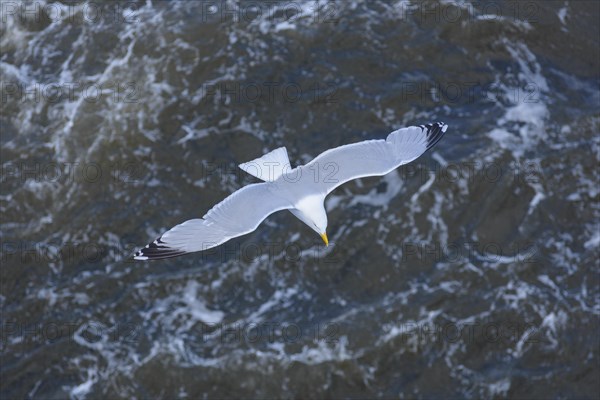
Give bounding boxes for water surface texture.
[1,0,599,398]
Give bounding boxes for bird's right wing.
[134,183,293,260]
[304,122,447,194]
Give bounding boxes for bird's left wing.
[303,122,447,195]
[134,183,293,260]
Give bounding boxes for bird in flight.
[134,122,448,260]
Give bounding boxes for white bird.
[134,122,448,260]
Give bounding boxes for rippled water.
[1,0,599,398]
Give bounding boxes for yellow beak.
[320,232,329,246]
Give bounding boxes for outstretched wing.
[303,122,447,194]
[134,183,293,260]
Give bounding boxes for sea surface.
[1,0,599,398]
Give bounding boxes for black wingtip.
[420,122,448,151]
[133,237,187,261]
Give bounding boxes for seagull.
[134,122,448,260]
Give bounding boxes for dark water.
[1,0,599,398]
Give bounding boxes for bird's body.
[134,122,448,260]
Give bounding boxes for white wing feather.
[302,122,447,194]
[134,183,293,260]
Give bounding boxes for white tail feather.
[239,147,291,181]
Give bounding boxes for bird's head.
[294,194,329,246]
[308,216,328,246]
